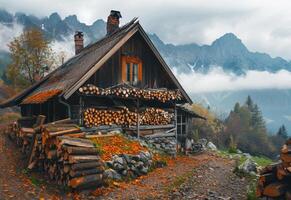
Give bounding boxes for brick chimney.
[74,31,84,55]
[107,10,122,35]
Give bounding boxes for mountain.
[0,9,106,43]
[1,10,291,133]
[149,33,291,74]
[0,9,290,75]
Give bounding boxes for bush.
[0,112,20,124]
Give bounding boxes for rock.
[104,169,122,180]
[121,169,127,176]
[105,160,114,168]
[242,153,252,159]
[140,166,148,174]
[113,162,125,171]
[135,161,144,169]
[237,149,242,154]
[114,156,124,165]
[122,154,132,164]
[238,158,258,174]
[207,142,217,151]
[198,138,207,147]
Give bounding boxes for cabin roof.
[0,18,192,108]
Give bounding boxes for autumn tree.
[6,28,55,89]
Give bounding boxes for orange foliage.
[91,135,147,161]
[21,89,62,104]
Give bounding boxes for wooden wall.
[85,32,177,90]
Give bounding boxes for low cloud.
[0,23,23,52]
[175,67,291,94]
[284,115,291,122]
[51,35,74,64]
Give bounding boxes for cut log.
[85,133,116,139]
[57,137,95,148]
[69,167,105,178]
[65,146,100,155]
[263,182,288,197]
[281,153,291,163]
[68,174,103,189]
[258,173,276,187]
[71,161,103,171]
[49,128,80,137]
[277,165,288,180]
[47,150,57,160]
[68,155,100,164]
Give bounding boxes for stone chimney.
[74,31,84,55]
[106,10,122,35]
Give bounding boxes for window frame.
[122,56,142,85]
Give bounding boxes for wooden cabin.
[0,10,204,143]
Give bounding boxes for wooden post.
[79,96,83,125]
[137,99,140,139]
[174,104,177,157]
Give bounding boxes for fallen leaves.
[91,134,147,161]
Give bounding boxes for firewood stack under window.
[256,139,291,199]
[83,107,173,127]
[78,84,182,103]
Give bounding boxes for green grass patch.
[30,176,44,186]
[216,149,272,167]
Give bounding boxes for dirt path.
[0,129,250,200]
[92,153,249,200]
[0,130,68,200]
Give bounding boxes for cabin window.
[177,113,186,135]
[122,56,142,85]
[126,63,131,82]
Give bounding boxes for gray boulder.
[238,158,258,174]
[207,142,217,151]
[243,153,252,159]
[198,138,208,147]
[104,169,122,180]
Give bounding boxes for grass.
[217,149,272,200]
[0,112,20,124]
[217,149,273,167]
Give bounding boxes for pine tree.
[234,102,240,113]
[246,95,254,111]
[251,104,266,131]
[277,126,283,137]
[278,125,288,139]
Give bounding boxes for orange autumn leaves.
[21,89,62,104]
[91,135,147,161]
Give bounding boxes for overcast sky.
[1,0,291,60]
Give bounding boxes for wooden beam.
[174,104,177,157]
[137,99,140,139]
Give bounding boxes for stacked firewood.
[257,139,291,198]
[7,119,105,190]
[141,108,173,125]
[83,107,173,127]
[43,136,104,189]
[83,107,137,127]
[78,84,182,102]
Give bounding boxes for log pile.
[78,83,183,103]
[6,119,105,190]
[83,107,173,127]
[257,139,291,198]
